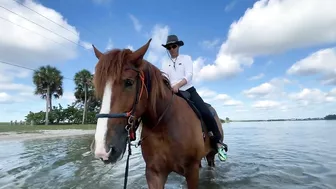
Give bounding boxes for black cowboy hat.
[162,34,184,48]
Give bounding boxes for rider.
[161,34,227,161]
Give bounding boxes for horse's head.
[91,39,152,164]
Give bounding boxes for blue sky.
[0,0,335,121]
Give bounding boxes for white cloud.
[53,91,76,106]
[0,0,86,67]
[225,1,237,12]
[197,88,244,107]
[129,14,142,32]
[223,99,243,106]
[80,41,93,50]
[243,78,290,99]
[288,88,336,106]
[145,24,169,66]
[248,73,264,81]
[197,88,217,98]
[199,38,220,50]
[0,0,88,121]
[105,38,113,50]
[92,0,111,5]
[0,63,31,83]
[243,83,277,98]
[194,53,253,82]
[126,45,134,51]
[197,0,336,83]
[0,64,34,104]
[330,88,336,96]
[0,92,14,104]
[287,47,336,85]
[0,83,34,93]
[219,87,335,120]
[143,25,253,83]
[222,0,336,57]
[214,94,231,101]
[252,100,281,109]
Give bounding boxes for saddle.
[176,90,229,152]
[177,90,216,116]
[176,90,217,134]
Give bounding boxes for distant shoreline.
[0,129,95,142]
[0,124,96,133]
[230,119,333,123]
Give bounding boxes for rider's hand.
[172,85,179,93]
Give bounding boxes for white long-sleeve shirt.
[161,54,194,91]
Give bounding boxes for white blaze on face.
[94,80,113,160]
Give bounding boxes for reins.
[95,65,174,189]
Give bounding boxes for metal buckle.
[128,115,135,125]
[125,124,131,131]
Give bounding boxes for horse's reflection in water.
[90,39,228,189]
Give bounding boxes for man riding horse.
[160,34,227,161]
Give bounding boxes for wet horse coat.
[91,39,226,189]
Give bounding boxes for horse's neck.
[142,89,175,128]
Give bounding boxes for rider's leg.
[186,87,222,140]
[186,87,227,161]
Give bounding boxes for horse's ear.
[129,38,152,65]
[92,44,103,59]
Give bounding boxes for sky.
[0,0,336,122]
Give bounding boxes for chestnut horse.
[91,39,226,189]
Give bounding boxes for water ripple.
[0,121,335,189]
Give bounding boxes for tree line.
[324,114,336,120]
[26,65,100,125]
[24,65,232,125]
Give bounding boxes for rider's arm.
[176,55,193,88]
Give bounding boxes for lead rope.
[124,126,132,189]
[122,92,174,189]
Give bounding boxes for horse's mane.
[93,48,171,118]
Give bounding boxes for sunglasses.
[166,44,177,50]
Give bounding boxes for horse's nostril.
[109,145,116,153]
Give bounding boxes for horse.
[90,38,226,189]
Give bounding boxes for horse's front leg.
[185,161,200,189]
[145,165,168,189]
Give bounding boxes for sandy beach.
[0,129,95,142]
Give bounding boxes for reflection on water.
[0,121,336,189]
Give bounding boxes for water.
[0,121,335,189]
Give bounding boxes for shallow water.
[0,121,335,189]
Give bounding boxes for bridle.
[95,64,174,189]
[96,65,147,135]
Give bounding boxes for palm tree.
[74,69,94,124]
[33,65,63,125]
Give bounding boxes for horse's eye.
[124,79,134,88]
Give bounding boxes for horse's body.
[91,39,226,189]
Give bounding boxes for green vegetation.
[74,69,98,124]
[324,114,336,120]
[0,124,95,133]
[25,104,98,125]
[6,64,336,128]
[220,117,230,123]
[33,65,64,125]
[16,66,101,126]
[16,64,231,127]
